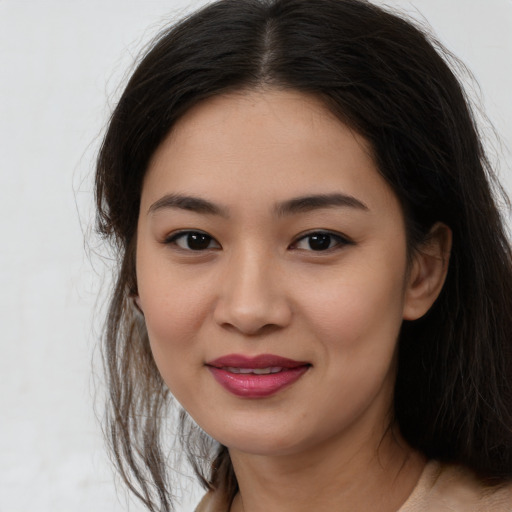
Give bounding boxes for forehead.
[166,88,345,145]
[141,89,398,216]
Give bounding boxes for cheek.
[135,250,214,393]
[292,271,405,437]
[139,282,210,408]
[142,283,207,341]
[137,240,210,337]
[139,281,210,369]
[298,262,406,348]
[294,255,407,410]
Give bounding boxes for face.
[136,89,415,457]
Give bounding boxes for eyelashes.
[290,231,353,252]
[165,231,221,251]
[164,230,353,253]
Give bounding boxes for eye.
[165,231,221,251]
[291,231,352,252]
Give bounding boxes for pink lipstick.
[206,354,310,398]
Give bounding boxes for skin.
[136,89,451,511]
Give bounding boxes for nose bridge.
[214,242,291,334]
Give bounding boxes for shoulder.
[195,461,512,512]
[399,460,512,512]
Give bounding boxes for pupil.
[188,233,210,250]
[309,234,331,251]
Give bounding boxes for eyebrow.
[148,192,368,217]
[274,193,368,216]
[148,193,229,217]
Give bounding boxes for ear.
[402,222,452,321]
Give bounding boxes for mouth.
[206,354,311,398]
[220,366,287,374]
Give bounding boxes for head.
[95,0,512,510]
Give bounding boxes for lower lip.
[208,366,309,398]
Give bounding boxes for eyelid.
[162,228,352,252]
[289,230,354,251]
[163,229,221,250]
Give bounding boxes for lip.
[206,353,310,398]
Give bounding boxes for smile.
[223,367,284,374]
[206,354,310,398]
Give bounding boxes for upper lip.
[206,353,310,369]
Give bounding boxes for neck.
[229,425,426,512]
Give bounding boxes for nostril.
[218,320,284,337]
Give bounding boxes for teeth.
[224,367,284,375]
[253,368,272,375]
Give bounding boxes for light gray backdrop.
[1,1,510,511]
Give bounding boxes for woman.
[95,0,512,510]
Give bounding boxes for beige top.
[195,461,512,512]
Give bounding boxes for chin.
[227,436,305,457]
[205,418,318,458]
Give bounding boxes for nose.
[213,248,292,336]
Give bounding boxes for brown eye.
[167,231,220,251]
[293,231,352,252]
[307,233,333,251]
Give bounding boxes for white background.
[0,1,510,511]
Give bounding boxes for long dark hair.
[95,0,512,510]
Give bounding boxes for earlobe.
[402,222,452,321]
